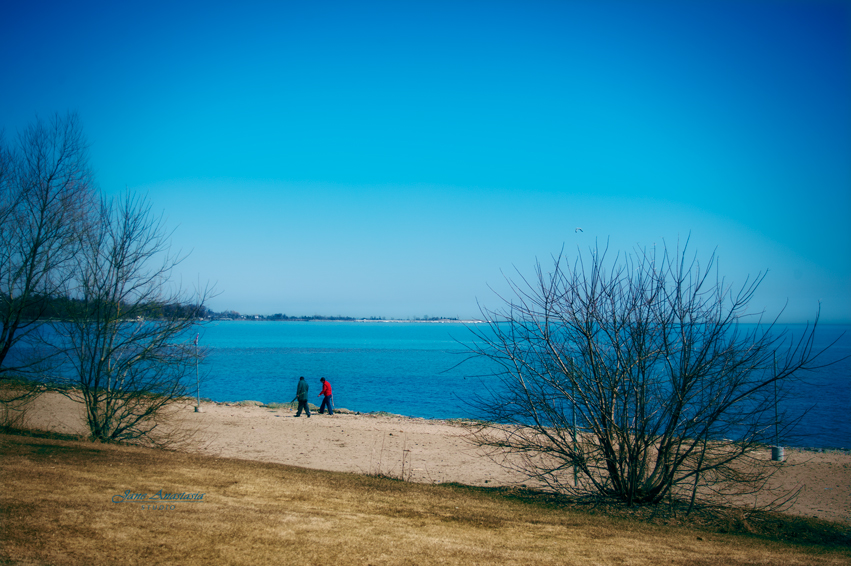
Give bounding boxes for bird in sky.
[575,227,583,233]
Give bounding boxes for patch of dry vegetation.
[1,430,849,566]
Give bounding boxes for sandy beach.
[17,392,851,525]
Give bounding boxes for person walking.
[317,377,334,415]
[294,376,310,417]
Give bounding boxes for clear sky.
[2,0,849,322]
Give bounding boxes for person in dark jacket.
[317,377,333,415]
[294,376,310,417]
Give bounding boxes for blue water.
[198,321,850,449]
[198,321,489,419]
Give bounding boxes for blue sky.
[2,0,849,321]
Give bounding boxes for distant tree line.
[205,312,460,322]
[1,293,209,322]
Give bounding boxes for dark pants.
[295,400,311,417]
[319,395,334,415]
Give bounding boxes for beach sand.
[17,392,851,525]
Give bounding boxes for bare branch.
[465,241,832,509]
[0,112,96,380]
[52,190,215,443]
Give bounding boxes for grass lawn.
[1,430,849,566]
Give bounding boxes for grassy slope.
[1,431,849,566]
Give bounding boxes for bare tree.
[0,113,95,382]
[54,191,212,444]
[466,242,832,510]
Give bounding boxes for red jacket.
[319,380,332,397]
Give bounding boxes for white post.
[771,352,783,461]
[194,334,202,413]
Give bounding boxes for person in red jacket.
[317,377,334,415]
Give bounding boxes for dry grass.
[1,430,849,566]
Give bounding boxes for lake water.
[198,321,850,449]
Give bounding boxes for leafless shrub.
[52,191,214,444]
[465,240,837,510]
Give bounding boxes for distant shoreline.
[353,319,485,324]
[207,317,487,324]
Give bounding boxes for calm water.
[198,321,485,418]
[198,321,850,449]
